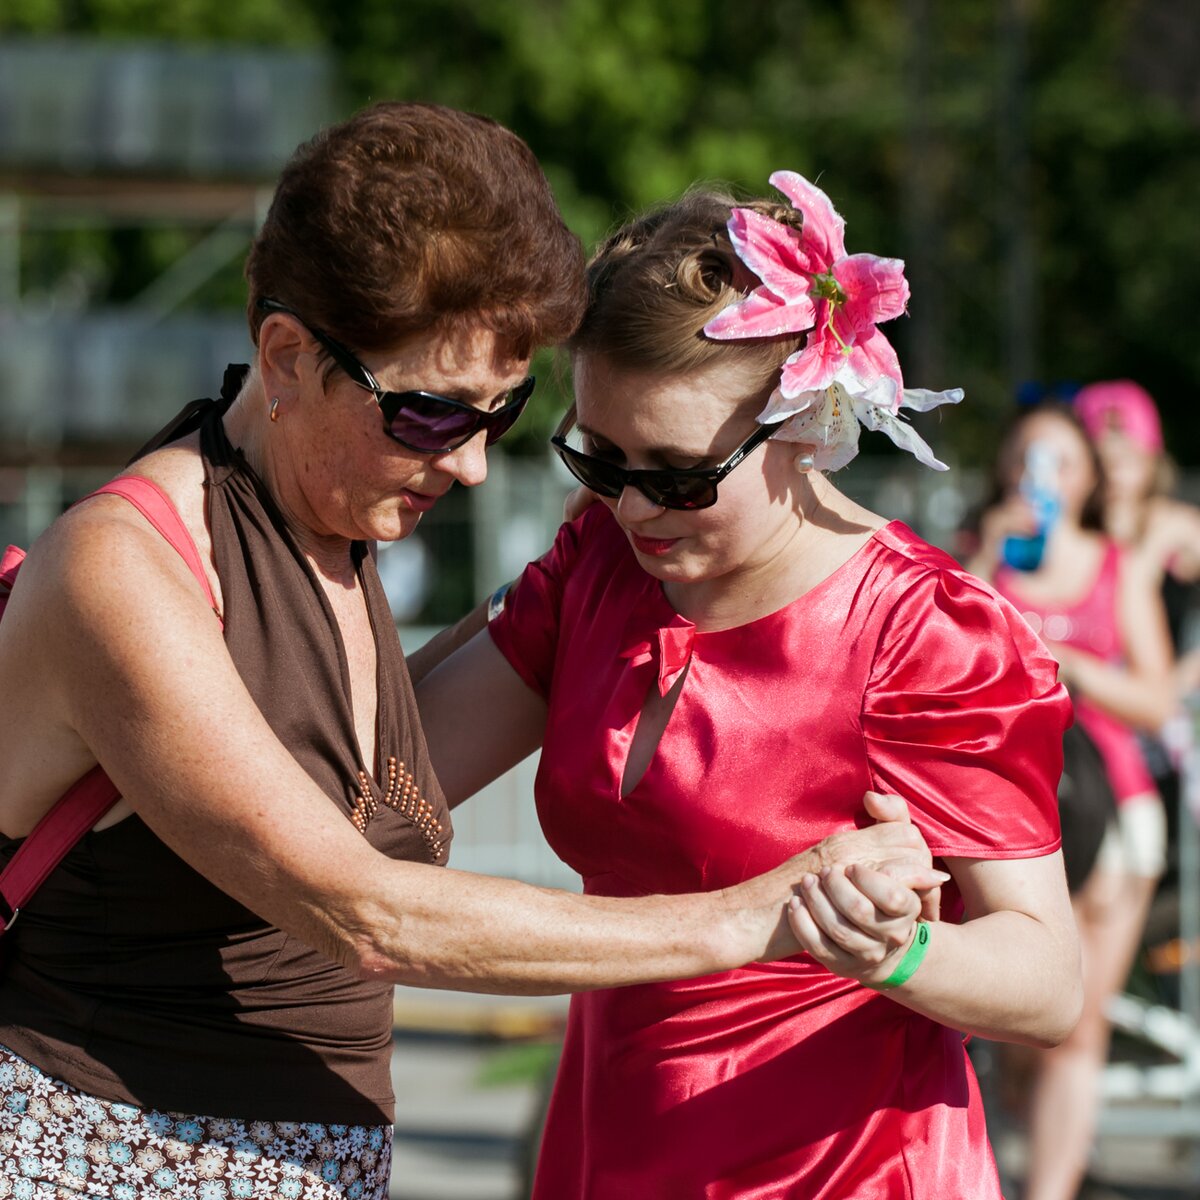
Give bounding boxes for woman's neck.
[1103,493,1148,544]
[221,387,358,585]
[665,477,885,631]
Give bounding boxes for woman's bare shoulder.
[0,434,222,832]
[1148,495,1200,535]
[1132,496,1200,579]
[116,430,209,532]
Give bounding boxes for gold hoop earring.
[269,398,281,423]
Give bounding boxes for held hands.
[787,791,948,987]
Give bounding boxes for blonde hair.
[568,189,807,388]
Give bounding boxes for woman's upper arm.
[40,509,387,967]
[947,851,1074,935]
[1117,553,1175,695]
[413,514,587,807]
[1143,501,1200,583]
[415,628,547,807]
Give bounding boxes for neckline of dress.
[639,518,904,638]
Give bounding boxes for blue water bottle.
[1002,440,1060,572]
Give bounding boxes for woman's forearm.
[340,862,775,994]
[875,910,1081,1047]
[330,814,942,995]
[791,851,1081,1046]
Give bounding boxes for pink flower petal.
[768,171,847,267]
[847,327,904,397]
[836,254,910,331]
[704,286,815,340]
[725,209,818,303]
[778,329,846,397]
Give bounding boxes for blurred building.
[0,37,334,545]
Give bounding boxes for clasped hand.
[788,791,946,987]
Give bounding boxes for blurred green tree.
[4,0,1198,462]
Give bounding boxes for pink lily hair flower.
[703,170,963,471]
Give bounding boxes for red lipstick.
[630,533,680,556]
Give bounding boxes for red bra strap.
[87,476,218,613]
[0,478,218,929]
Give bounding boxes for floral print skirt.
[0,1045,392,1200]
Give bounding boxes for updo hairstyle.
[568,189,808,391]
[246,101,586,360]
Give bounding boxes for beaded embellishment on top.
[351,756,446,863]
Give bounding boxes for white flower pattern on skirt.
[0,1046,391,1200]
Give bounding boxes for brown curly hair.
[246,101,586,360]
[568,189,807,387]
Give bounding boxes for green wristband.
[876,921,931,990]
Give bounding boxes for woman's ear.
[257,312,308,403]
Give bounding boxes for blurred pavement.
[389,989,566,1200]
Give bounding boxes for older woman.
[415,176,1082,1198]
[0,105,937,1200]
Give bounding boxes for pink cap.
[1074,379,1163,454]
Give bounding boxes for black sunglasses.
[551,413,775,511]
[256,299,535,454]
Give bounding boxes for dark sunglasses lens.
[390,379,533,451]
[558,447,623,497]
[482,385,533,446]
[643,476,718,510]
[389,394,480,451]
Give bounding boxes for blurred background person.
[1075,378,1200,703]
[967,400,1175,1200]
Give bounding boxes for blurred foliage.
[475,1040,560,1089]
[5,0,1198,463]
[0,0,321,43]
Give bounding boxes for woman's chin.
[360,507,424,544]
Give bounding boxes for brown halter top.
[0,370,452,1123]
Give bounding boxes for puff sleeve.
[486,514,585,700]
[861,567,1070,860]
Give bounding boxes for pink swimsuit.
[995,540,1155,805]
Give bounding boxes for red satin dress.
[490,508,1068,1199]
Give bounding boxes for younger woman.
[417,175,1081,1198]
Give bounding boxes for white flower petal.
[855,401,950,470]
[851,370,899,412]
[757,385,819,423]
[899,386,965,413]
[762,382,863,471]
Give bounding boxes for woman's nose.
[432,431,489,488]
[615,483,665,523]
